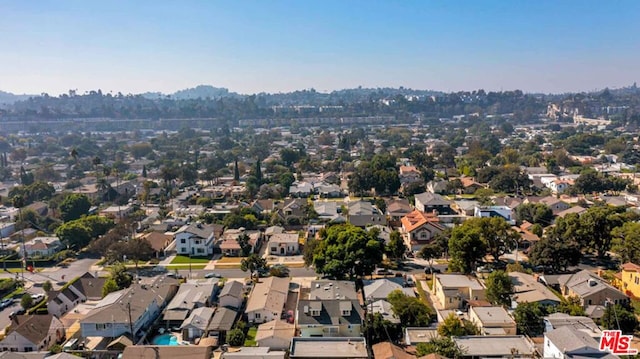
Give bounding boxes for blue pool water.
[152,334,179,346]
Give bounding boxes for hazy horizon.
[1,1,639,96]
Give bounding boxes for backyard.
[244,326,258,347]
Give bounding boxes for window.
[311,310,320,316]
[181,248,187,253]
[195,240,200,245]
[341,310,351,316]
[96,323,112,330]
[180,238,186,244]
[197,248,204,253]
[255,313,261,319]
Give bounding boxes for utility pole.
[127,301,134,343]
[12,196,25,283]
[1,237,5,272]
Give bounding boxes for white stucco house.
[267,233,300,256]
[174,223,216,256]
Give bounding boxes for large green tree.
[476,217,519,262]
[55,215,114,249]
[364,312,402,344]
[514,203,554,226]
[557,296,586,316]
[416,337,463,359]
[528,237,581,273]
[311,224,383,279]
[601,304,638,334]
[576,206,625,258]
[109,262,133,289]
[513,302,546,337]
[611,222,640,264]
[437,312,479,337]
[386,230,406,261]
[485,270,514,306]
[448,222,487,274]
[240,254,268,280]
[59,193,91,222]
[419,242,445,272]
[387,290,433,327]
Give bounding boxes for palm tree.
[92,156,101,171]
[70,148,79,162]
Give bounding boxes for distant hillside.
[0,90,32,105]
[141,85,240,100]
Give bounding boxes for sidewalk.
[159,255,176,266]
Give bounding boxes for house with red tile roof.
[400,210,445,252]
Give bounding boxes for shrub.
[227,328,245,346]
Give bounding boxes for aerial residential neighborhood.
[0,84,640,359]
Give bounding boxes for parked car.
[0,299,13,309]
[424,267,441,274]
[31,293,45,302]
[404,277,415,287]
[204,272,222,279]
[374,268,391,275]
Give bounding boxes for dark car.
[0,299,13,309]
[424,267,441,274]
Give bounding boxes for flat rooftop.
[436,274,484,290]
[405,327,439,345]
[471,306,515,325]
[290,337,368,358]
[453,336,536,357]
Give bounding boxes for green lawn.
[166,264,207,270]
[170,256,211,264]
[244,326,258,347]
[3,287,24,300]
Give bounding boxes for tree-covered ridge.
[0,86,568,122]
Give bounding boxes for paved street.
[156,266,318,280]
[0,258,99,289]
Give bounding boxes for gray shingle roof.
[545,326,599,353]
[297,299,363,326]
[415,192,451,206]
[219,281,244,300]
[207,307,237,332]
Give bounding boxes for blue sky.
[1,0,638,95]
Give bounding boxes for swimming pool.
[151,333,179,346]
